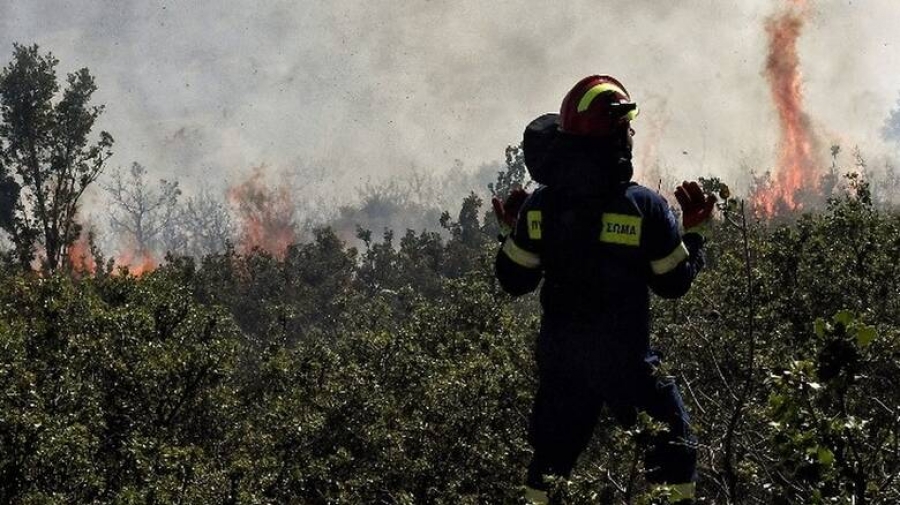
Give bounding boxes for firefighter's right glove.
[675,181,716,236]
[491,188,529,240]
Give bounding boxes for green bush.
[1,175,898,504]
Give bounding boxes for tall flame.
[754,0,822,215]
[227,165,296,259]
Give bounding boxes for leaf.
[813,318,827,338]
[817,447,835,466]
[833,310,854,327]
[856,325,876,348]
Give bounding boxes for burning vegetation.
[66,228,96,275]
[227,165,297,259]
[753,0,824,216]
[66,225,157,277]
[114,247,157,276]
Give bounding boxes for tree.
[0,43,113,271]
[182,189,234,257]
[488,143,529,200]
[105,162,180,258]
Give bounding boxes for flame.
[227,165,296,259]
[115,248,157,276]
[67,230,96,274]
[753,0,822,216]
[57,217,158,277]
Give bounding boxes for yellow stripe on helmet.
[576,82,628,113]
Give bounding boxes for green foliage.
[766,310,892,503]
[488,144,530,201]
[0,271,241,503]
[1,147,899,505]
[650,177,900,504]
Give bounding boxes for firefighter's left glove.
[491,188,529,240]
[675,181,716,237]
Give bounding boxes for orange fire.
[67,230,96,274]
[754,0,822,216]
[115,248,157,276]
[63,220,158,277]
[68,237,158,276]
[227,165,296,259]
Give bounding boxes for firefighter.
[493,75,715,504]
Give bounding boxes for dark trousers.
[526,322,697,491]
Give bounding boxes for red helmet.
[559,75,638,137]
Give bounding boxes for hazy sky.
[2,0,899,194]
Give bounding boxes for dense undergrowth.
[1,177,899,504]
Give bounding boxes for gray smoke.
[2,0,899,199]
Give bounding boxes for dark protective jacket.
[496,180,705,360]
[499,139,704,492]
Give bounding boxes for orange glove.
[675,181,716,234]
[491,188,529,238]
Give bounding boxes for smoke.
[1,0,899,203]
[227,165,297,259]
